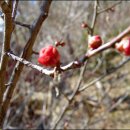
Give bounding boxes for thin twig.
[79,57,130,92]
[12,0,19,20]
[32,50,39,55]
[6,51,54,76]
[109,92,129,112]
[52,102,69,129]
[0,3,30,30]
[70,61,88,100]
[97,1,122,14]
[0,12,32,30]
[79,75,105,92]
[15,21,31,29]
[91,0,98,35]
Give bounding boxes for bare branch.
[53,56,130,129]
[12,0,19,20]
[53,53,130,129]
[109,92,129,112]
[7,0,13,13]
[15,21,31,29]
[7,46,130,95]
[0,0,14,127]
[0,1,4,7]
[52,102,69,129]
[79,75,105,92]
[32,50,39,55]
[0,0,128,129]
[0,0,52,128]
[79,57,130,92]
[85,26,130,59]
[0,14,31,29]
[0,1,11,14]
[49,13,130,75]
[0,10,31,30]
[91,0,98,35]
[7,51,54,76]
[5,23,130,80]
[97,1,122,15]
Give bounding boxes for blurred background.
[1,1,130,129]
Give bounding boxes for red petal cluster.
[88,35,102,49]
[115,38,130,56]
[115,41,125,53]
[38,45,60,67]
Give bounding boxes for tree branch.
[91,0,98,35]
[5,25,130,80]
[15,21,31,29]
[79,57,130,92]
[12,0,19,20]
[97,1,122,15]
[0,0,52,128]
[0,0,14,127]
[7,51,54,76]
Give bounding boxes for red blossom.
[115,41,124,53]
[88,35,102,49]
[122,38,130,56]
[38,45,60,67]
[115,38,130,56]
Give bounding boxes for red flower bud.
[115,38,130,56]
[115,42,124,53]
[88,35,102,49]
[55,40,65,47]
[122,38,130,56]
[81,22,88,28]
[38,45,60,67]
